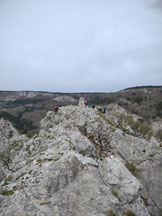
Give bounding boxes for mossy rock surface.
[1,190,14,196]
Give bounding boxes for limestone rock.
[0,104,161,215]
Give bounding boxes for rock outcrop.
[0,103,162,215]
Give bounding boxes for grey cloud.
[150,0,162,9]
[0,0,162,92]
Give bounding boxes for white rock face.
[0,103,161,215]
[99,157,142,196]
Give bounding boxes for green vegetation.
[2,182,9,186]
[125,162,138,177]
[137,122,153,138]
[36,159,43,164]
[113,112,132,125]
[36,158,59,164]
[0,111,24,131]
[156,101,162,117]
[17,107,37,119]
[42,108,47,114]
[107,210,117,216]
[90,96,115,105]
[16,173,26,180]
[86,133,95,143]
[98,112,105,118]
[134,96,143,105]
[1,190,14,196]
[6,98,47,107]
[111,189,118,197]
[124,85,162,90]
[112,112,153,139]
[125,210,136,216]
[80,151,86,157]
[123,95,144,105]
[47,158,53,161]
[46,116,52,121]
[0,111,37,135]
[130,120,153,139]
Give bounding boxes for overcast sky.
[0,0,162,92]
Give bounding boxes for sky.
[0,0,162,92]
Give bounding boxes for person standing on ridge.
[54,105,58,113]
[103,106,107,114]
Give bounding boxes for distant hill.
[0,86,162,136]
[124,85,162,90]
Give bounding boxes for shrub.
[138,122,153,138]
[125,162,138,177]
[134,96,143,105]
[130,120,141,132]
[42,109,47,114]
[90,96,115,105]
[125,210,136,216]
[2,182,9,186]
[36,159,43,164]
[113,112,153,139]
[156,101,162,117]
[0,111,37,135]
[117,112,129,120]
[46,116,52,121]
[155,129,162,141]
[111,189,118,197]
[107,210,117,216]
[80,151,86,157]
[130,120,153,139]
[112,112,133,127]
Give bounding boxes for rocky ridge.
[0,101,162,215]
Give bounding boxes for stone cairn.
[78,97,86,107]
